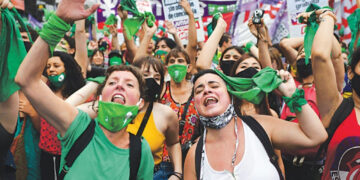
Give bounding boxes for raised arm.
[331,35,345,92]
[133,22,157,62]
[196,17,227,70]
[74,19,88,77]
[310,10,342,127]
[248,19,272,68]
[279,37,303,65]
[117,5,137,63]
[15,0,99,136]
[165,21,183,48]
[110,24,120,51]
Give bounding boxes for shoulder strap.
[180,94,193,136]
[241,116,284,180]
[129,133,142,180]
[195,134,204,180]
[59,120,96,180]
[315,97,354,159]
[136,102,153,138]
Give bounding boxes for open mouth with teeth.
[204,97,218,107]
[111,94,125,104]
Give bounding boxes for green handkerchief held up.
[215,67,283,104]
[0,8,28,102]
[347,8,360,63]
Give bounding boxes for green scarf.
[120,0,155,40]
[105,14,118,25]
[214,67,283,104]
[347,9,360,63]
[299,4,332,64]
[0,8,28,102]
[206,12,221,37]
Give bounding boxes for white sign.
[287,0,328,38]
[162,0,205,44]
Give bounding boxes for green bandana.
[96,100,140,132]
[154,50,168,64]
[87,76,105,84]
[283,88,307,113]
[105,14,118,25]
[109,56,123,66]
[0,8,28,102]
[347,9,360,63]
[48,73,66,88]
[168,64,188,83]
[207,12,221,37]
[215,67,283,104]
[299,4,332,64]
[120,0,155,40]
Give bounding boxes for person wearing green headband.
[183,69,327,179]
[15,0,154,179]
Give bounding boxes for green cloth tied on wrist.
[0,8,28,101]
[283,88,308,113]
[87,76,105,84]
[120,0,155,40]
[215,67,283,104]
[39,14,71,54]
[300,4,332,65]
[347,9,360,63]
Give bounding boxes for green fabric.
[300,4,332,64]
[244,41,255,53]
[207,12,221,37]
[39,14,71,54]
[283,88,308,113]
[87,76,105,84]
[347,9,360,63]
[109,56,123,65]
[87,14,95,25]
[0,8,28,102]
[215,67,283,104]
[43,9,55,21]
[48,73,66,88]
[154,50,168,64]
[168,64,188,83]
[58,110,154,179]
[105,14,118,25]
[23,116,41,180]
[121,0,155,40]
[69,24,76,38]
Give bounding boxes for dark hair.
[219,46,245,64]
[155,37,177,50]
[90,49,105,65]
[19,25,38,42]
[132,56,165,101]
[63,35,75,49]
[229,54,261,76]
[269,47,284,70]
[165,47,191,65]
[350,46,360,72]
[48,51,85,98]
[94,65,145,101]
[192,69,219,84]
[219,33,231,47]
[296,58,313,80]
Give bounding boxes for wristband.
[283,88,308,113]
[39,14,71,54]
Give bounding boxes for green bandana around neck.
[168,64,188,83]
[347,9,360,63]
[299,4,332,65]
[48,73,66,88]
[96,100,140,132]
[214,67,283,104]
[109,56,123,66]
[120,0,155,40]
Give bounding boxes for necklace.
[232,116,239,167]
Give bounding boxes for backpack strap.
[315,97,354,159]
[136,102,153,138]
[180,94,193,136]
[58,120,96,180]
[241,116,284,180]
[195,134,204,180]
[129,133,142,180]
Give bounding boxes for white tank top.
[201,121,280,180]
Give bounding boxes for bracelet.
[172,172,183,180]
[283,88,308,113]
[39,14,71,54]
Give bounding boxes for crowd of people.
[0,0,359,179]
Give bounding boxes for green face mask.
[109,56,123,66]
[167,64,188,83]
[48,73,66,88]
[154,50,168,64]
[96,99,141,132]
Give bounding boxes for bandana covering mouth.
[168,64,188,83]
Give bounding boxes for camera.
[252,9,264,24]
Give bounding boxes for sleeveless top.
[201,122,279,180]
[322,109,360,180]
[39,118,61,155]
[160,81,200,161]
[127,112,165,165]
